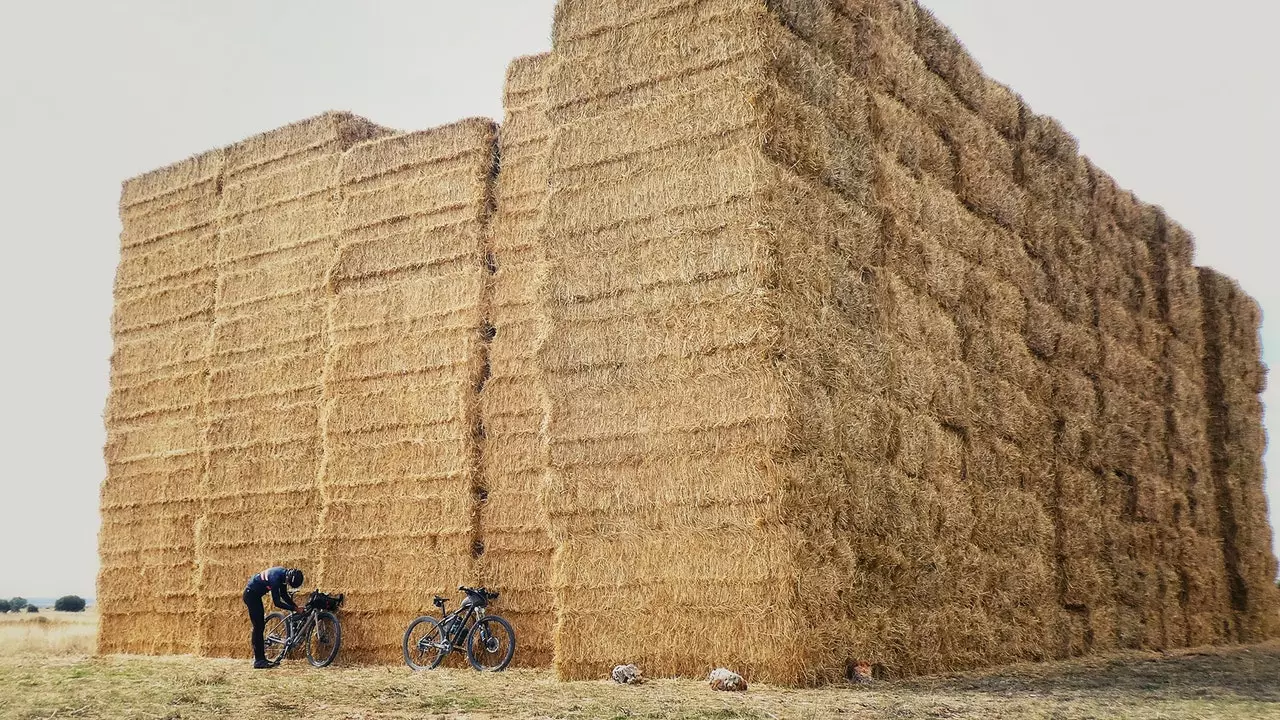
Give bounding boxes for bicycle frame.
[427,604,487,651]
[267,609,317,656]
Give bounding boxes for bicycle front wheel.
[305,611,342,668]
[403,616,448,670]
[466,616,515,672]
[263,612,289,664]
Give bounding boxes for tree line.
[0,596,88,613]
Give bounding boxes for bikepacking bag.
[307,591,344,612]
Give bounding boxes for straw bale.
[970,371,1051,447]
[98,0,1268,680]
[115,227,219,292]
[485,57,557,664]
[303,120,498,662]
[119,194,223,249]
[852,12,963,135]
[549,0,774,123]
[914,7,985,112]
[1023,113,1078,163]
[1100,334,1162,400]
[222,111,390,181]
[961,324,1045,399]
[102,147,218,653]
[113,279,216,335]
[1052,368,1099,465]
[955,148,1024,231]
[869,92,954,185]
[882,273,961,357]
[884,213,968,309]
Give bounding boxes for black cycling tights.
[243,589,267,664]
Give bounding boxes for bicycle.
[263,589,344,668]
[402,586,516,671]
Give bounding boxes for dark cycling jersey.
[245,567,298,612]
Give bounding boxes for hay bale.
[99,147,226,655]
[310,119,498,663]
[475,55,557,667]
[190,114,391,657]
[1199,268,1280,642]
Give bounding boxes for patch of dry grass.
[0,633,1277,719]
[0,610,97,657]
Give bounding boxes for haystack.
[476,54,558,666]
[1200,269,1280,641]
[100,148,222,655]
[98,0,1277,684]
[197,113,389,657]
[317,118,498,663]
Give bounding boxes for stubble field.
[1,612,1277,719]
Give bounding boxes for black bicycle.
[402,586,516,671]
[263,589,344,668]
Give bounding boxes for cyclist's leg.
[244,589,267,666]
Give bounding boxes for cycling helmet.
[286,568,304,589]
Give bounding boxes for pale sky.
[0,1,1275,599]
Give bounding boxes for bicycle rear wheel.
[402,616,448,670]
[306,611,342,668]
[466,616,515,672]
[263,612,289,664]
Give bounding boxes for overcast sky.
[0,1,1275,599]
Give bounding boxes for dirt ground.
[2,640,1278,719]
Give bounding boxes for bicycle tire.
[263,612,289,664]
[403,615,448,670]
[305,611,342,668]
[466,615,516,672]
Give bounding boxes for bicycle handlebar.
[458,585,499,600]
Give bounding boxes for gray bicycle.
[402,586,515,672]
[263,589,344,668]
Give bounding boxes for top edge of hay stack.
[101,0,1279,684]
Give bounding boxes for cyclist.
[243,566,304,669]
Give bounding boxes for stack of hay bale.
[1149,217,1232,647]
[98,0,1278,682]
[477,54,557,666]
[1200,269,1280,641]
[540,0,885,683]
[197,113,388,656]
[830,1,1062,671]
[100,150,222,654]
[316,119,498,662]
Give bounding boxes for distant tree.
[54,596,86,612]
[25,604,38,613]
[9,597,26,613]
[0,600,10,613]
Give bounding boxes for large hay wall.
[316,119,498,663]
[101,0,1276,684]
[477,54,557,666]
[101,150,222,654]
[537,0,1277,682]
[197,113,390,657]
[540,0,882,684]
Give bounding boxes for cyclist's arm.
[270,582,298,612]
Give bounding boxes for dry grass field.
[0,610,97,657]
[1,612,1278,719]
